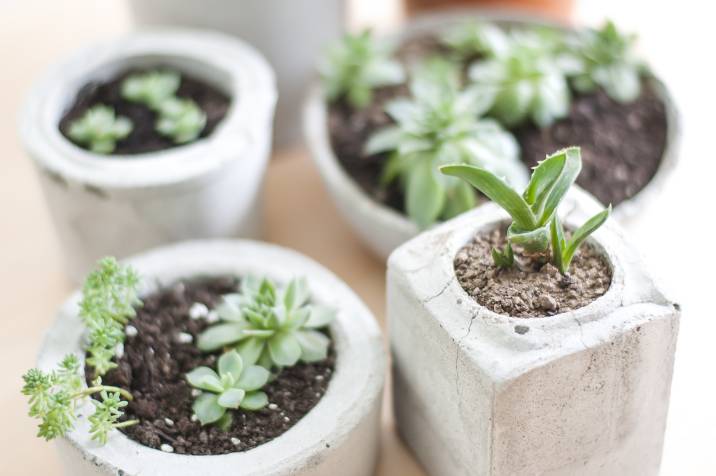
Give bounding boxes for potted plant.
[304,12,679,259]
[25,240,385,475]
[19,29,277,282]
[387,147,679,475]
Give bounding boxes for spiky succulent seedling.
[441,21,509,59]
[468,30,575,128]
[67,105,132,154]
[155,97,207,144]
[22,355,137,444]
[365,58,528,228]
[319,30,405,108]
[441,146,610,273]
[186,350,270,429]
[198,276,335,369]
[565,20,644,103]
[121,70,181,110]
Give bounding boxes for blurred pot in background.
[129,0,347,148]
[404,0,574,21]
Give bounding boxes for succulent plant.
[320,30,405,108]
[67,105,132,154]
[442,146,610,273]
[365,58,528,228]
[441,21,509,59]
[198,276,335,369]
[155,97,207,144]
[121,70,181,110]
[186,350,270,429]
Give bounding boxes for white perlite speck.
[164,418,174,426]
[115,343,124,359]
[125,325,138,337]
[191,389,201,397]
[190,414,198,422]
[189,302,209,320]
[176,332,194,344]
[160,444,174,453]
[231,438,241,445]
[268,403,278,410]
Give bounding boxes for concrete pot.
[304,10,680,260]
[128,0,347,148]
[20,29,277,283]
[387,188,679,476]
[37,239,386,476]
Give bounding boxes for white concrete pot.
[20,29,277,283]
[37,240,385,476]
[304,10,680,260]
[387,188,679,476]
[128,0,346,148]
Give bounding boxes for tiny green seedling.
[566,20,644,103]
[186,350,270,429]
[441,21,509,59]
[198,276,335,369]
[441,146,610,274]
[67,105,132,154]
[319,29,405,108]
[121,70,181,110]
[155,97,207,144]
[365,58,527,229]
[22,355,138,444]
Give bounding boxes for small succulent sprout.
[186,350,270,429]
[198,276,335,369]
[80,257,142,376]
[121,70,181,110]
[566,20,644,103]
[441,21,509,59]
[319,29,405,108]
[442,146,610,273]
[155,97,207,144]
[468,30,574,128]
[365,58,528,229]
[21,355,137,444]
[67,105,132,154]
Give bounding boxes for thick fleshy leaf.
[236,365,271,391]
[236,337,266,366]
[305,305,336,329]
[283,277,309,311]
[406,158,446,229]
[197,323,248,351]
[268,332,302,367]
[562,206,611,270]
[296,330,330,363]
[214,297,244,322]
[287,307,310,329]
[507,224,550,253]
[550,215,566,274]
[537,147,582,226]
[186,367,223,393]
[218,350,243,382]
[364,126,402,155]
[531,74,570,128]
[523,152,566,208]
[240,391,269,411]
[193,393,225,425]
[601,64,640,103]
[216,412,233,431]
[442,180,476,220]
[217,388,245,409]
[492,80,533,126]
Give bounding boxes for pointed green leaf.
[305,305,335,329]
[236,337,265,366]
[218,350,243,382]
[507,224,550,252]
[239,391,269,411]
[537,147,582,225]
[296,330,331,363]
[406,158,446,229]
[186,367,223,393]
[217,388,245,409]
[197,323,247,351]
[365,126,402,155]
[236,365,270,391]
[550,215,567,274]
[562,206,611,271]
[268,332,301,367]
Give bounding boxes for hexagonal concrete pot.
[20,29,277,282]
[304,10,680,260]
[387,189,679,476]
[37,240,385,476]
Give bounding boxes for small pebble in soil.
[160,444,174,453]
[125,325,138,337]
[231,437,241,445]
[268,403,278,410]
[190,414,198,422]
[189,302,209,320]
[538,294,558,312]
[175,332,194,344]
[315,375,324,381]
[164,418,174,426]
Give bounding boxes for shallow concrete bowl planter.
[38,240,385,476]
[20,29,277,282]
[388,189,679,476]
[304,10,680,260]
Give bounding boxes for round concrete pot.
[304,10,680,260]
[20,29,277,283]
[387,188,680,476]
[128,0,347,148]
[37,240,385,476]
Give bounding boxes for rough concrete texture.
[38,240,386,476]
[20,30,277,282]
[388,189,679,476]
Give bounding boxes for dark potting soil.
[454,225,612,318]
[87,277,335,455]
[59,68,231,155]
[328,35,668,213]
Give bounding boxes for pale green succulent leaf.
[236,365,271,391]
[197,323,248,351]
[296,330,331,363]
[186,367,224,393]
[268,332,302,367]
[239,391,269,411]
[193,393,225,425]
[217,388,245,409]
[217,350,243,383]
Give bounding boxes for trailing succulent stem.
[67,105,132,154]
[22,355,137,444]
[442,146,610,274]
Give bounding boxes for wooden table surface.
[2,1,716,475]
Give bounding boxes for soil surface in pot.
[88,277,334,455]
[60,68,231,155]
[328,33,668,213]
[454,225,612,318]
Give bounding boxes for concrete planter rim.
[19,28,277,190]
[37,240,385,475]
[304,9,680,252]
